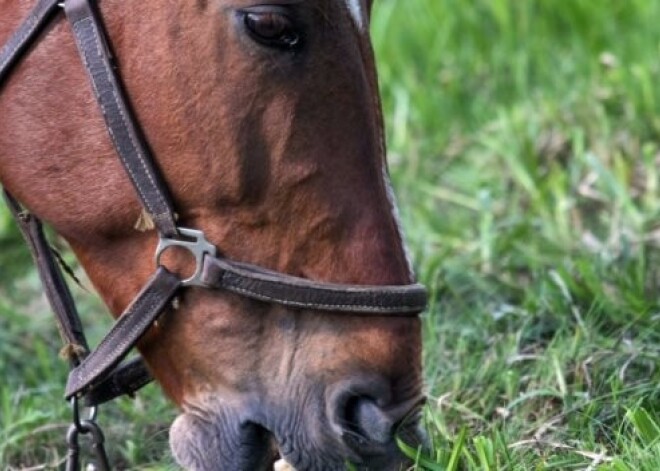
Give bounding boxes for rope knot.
[59,343,88,362]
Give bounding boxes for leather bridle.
[0,0,427,467]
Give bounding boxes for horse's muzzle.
[325,376,426,465]
[170,374,425,470]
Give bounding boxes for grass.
[375,0,660,469]
[2,0,660,469]
[0,273,176,468]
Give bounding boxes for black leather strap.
[0,0,61,85]
[202,256,427,314]
[65,267,180,399]
[3,191,90,366]
[83,357,153,406]
[64,0,179,238]
[4,191,155,404]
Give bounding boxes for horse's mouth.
[171,417,425,470]
[169,393,427,471]
[170,405,275,471]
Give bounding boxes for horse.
[0,0,426,469]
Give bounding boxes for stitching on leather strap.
[224,284,420,313]
[0,16,34,72]
[66,269,179,397]
[0,0,59,77]
[71,17,161,219]
[207,258,427,313]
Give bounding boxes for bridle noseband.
[0,0,427,467]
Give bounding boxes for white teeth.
[274,459,296,471]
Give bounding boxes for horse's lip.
[170,407,276,471]
[173,392,426,469]
[275,421,422,470]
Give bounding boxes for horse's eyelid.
[238,10,305,52]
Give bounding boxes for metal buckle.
[155,228,217,287]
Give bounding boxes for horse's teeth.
[274,459,296,471]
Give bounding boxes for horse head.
[0,1,425,468]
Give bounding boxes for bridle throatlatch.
[0,0,428,468]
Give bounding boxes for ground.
[1,0,659,469]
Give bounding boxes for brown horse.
[0,0,425,469]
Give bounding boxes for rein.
[0,0,427,468]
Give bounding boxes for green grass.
[2,0,660,469]
[375,0,660,469]
[0,274,176,468]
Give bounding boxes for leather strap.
[0,0,61,85]
[82,357,152,406]
[4,192,155,405]
[65,267,180,399]
[202,256,427,314]
[64,0,179,238]
[3,191,89,366]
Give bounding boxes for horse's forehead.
[344,0,366,32]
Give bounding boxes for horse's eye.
[243,11,301,50]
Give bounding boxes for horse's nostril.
[345,396,394,444]
[327,377,407,447]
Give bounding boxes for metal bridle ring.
[71,396,98,433]
[155,227,217,287]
